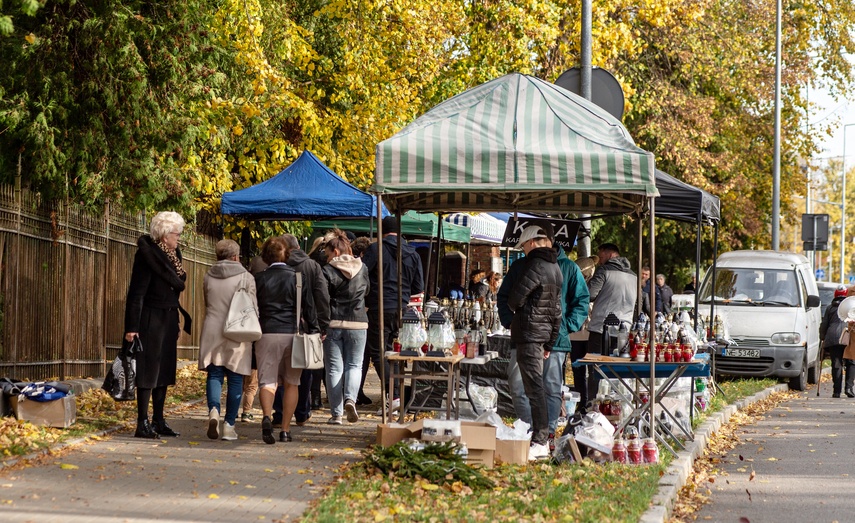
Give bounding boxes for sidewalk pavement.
[0,371,390,523]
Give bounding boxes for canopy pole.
[647,196,656,439]
[637,218,644,316]
[425,236,435,297]
[436,213,444,299]
[694,219,702,331]
[375,193,387,424]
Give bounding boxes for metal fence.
[0,181,216,381]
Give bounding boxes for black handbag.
[102,337,143,401]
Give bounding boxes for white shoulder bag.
[291,272,324,369]
[223,272,263,342]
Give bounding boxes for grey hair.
[215,239,240,261]
[150,211,186,241]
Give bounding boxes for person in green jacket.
[544,245,590,435]
[500,242,590,444]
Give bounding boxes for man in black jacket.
[272,234,330,431]
[505,224,563,460]
[357,215,425,410]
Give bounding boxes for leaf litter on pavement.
[669,389,799,522]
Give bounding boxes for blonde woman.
[124,211,191,439]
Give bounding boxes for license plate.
[723,348,760,358]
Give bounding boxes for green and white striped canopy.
[375,73,657,214]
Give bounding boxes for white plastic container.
[563,391,580,415]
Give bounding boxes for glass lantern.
[427,310,455,354]
[399,307,427,353]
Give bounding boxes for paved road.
[695,385,855,523]
[0,377,387,523]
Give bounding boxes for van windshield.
[698,268,800,306]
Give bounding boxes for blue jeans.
[509,349,566,433]
[206,364,244,425]
[324,328,367,417]
[507,349,532,425]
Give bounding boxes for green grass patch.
[305,458,664,523]
[306,374,783,522]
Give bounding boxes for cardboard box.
[495,439,530,465]
[12,393,77,428]
[376,419,497,468]
[376,423,413,447]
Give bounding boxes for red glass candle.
[612,439,627,464]
[642,438,659,464]
[627,439,643,465]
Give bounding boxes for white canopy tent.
[444,212,507,244]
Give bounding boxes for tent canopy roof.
[654,170,721,224]
[444,213,506,244]
[312,211,470,244]
[374,73,656,214]
[221,150,388,220]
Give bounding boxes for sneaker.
[221,422,238,441]
[240,411,254,423]
[528,442,550,461]
[344,399,359,423]
[375,397,401,416]
[207,408,220,440]
[327,416,343,425]
[261,416,275,445]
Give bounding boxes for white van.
[698,250,822,390]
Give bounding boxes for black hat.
[345,231,357,242]
[382,216,400,234]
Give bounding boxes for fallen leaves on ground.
[669,389,799,522]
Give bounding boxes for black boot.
[135,419,159,439]
[152,419,180,437]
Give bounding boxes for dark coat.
[323,256,370,326]
[255,264,320,334]
[124,235,187,389]
[286,249,330,333]
[363,235,425,312]
[506,247,563,348]
[821,296,847,350]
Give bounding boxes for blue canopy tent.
[221,150,389,220]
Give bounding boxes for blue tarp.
[221,150,389,219]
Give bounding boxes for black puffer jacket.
[255,264,320,334]
[506,247,563,347]
[323,255,370,327]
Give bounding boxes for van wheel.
[789,356,808,391]
[807,356,820,385]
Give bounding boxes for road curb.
[639,381,792,523]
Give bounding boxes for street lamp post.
[842,124,855,283]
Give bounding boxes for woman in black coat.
[124,211,191,439]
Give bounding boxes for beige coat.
[198,260,257,375]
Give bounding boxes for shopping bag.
[224,273,262,342]
[292,332,324,369]
[102,336,142,401]
[290,272,323,369]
